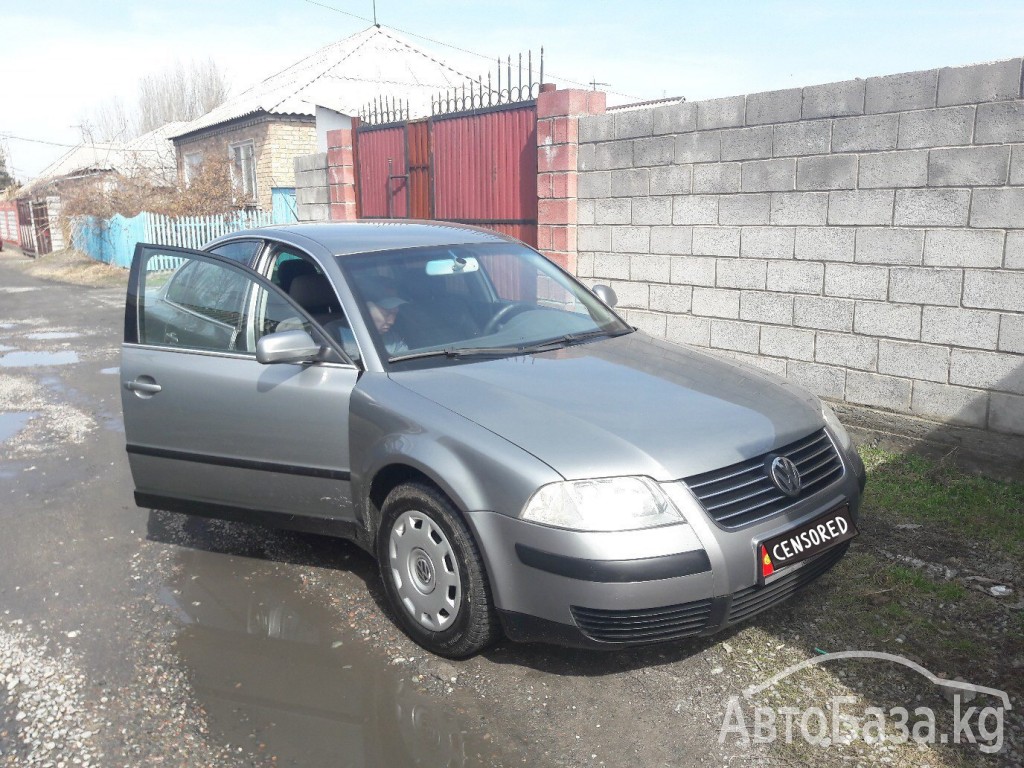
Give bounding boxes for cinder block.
[889,267,963,306]
[296,186,328,205]
[922,306,1001,349]
[1007,232,1024,269]
[855,301,922,340]
[297,202,330,222]
[692,227,741,257]
[650,165,693,195]
[741,291,795,324]
[632,197,672,225]
[649,284,693,313]
[858,150,928,188]
[866,69,938,114]
[716,258,768,289]
[773,121,831,156]
[631,254,672,282]
[795,227,855,262]
[950,349,1024,394]
[594,198,631,225]
[675,132,721,163]
[937,58,1023,107]
[607,280,650,309]
[294,152,328,173]
[692,287,741,318]
[578,171,610,198]
[719,194,771,225]
[673,195,719,225]
[693,164,741,194]
[671,255,717,287]
[897,106,975,149]
[855,228,925,265]
[576,252,595,277]
[650,226,692,255]
[816,333,879,370]
[1011,145,1024,186]
[771,192,829,225]
[767,261,824,294]
[998,314,1024,353]
[963,270,1024,311]
[578,199,596,226]
[787,361,847,399]
[593,141,634,170]
[741,158,796,192]
[720,127,773,161]
[745,88,802,125]
[989,393,1024,435]
[579,114,616,144]
[795,295,856,331]
[720,350,788,377]
[615,109,654,139]
[824,264,889,300]
[923,229,1004,268]
[634,137,675,167]
[652,102,697,135]
[802,79,865,119]
[593,252,630,280]
[974,101,1024,144]
[828,190,894,225]
[611,226,651,253]
[846,371,912,410]
[928,145,1009,186]
[578,225,611,251]
[742,227,795,260]
[760,326,815,361]
[970,188,1024,228]
[697,96,746,130]
[610,168,650,197]
[577,144,597,171]
[912,382,988,427]
[797,154,858,190]
[832,114,899,152]
[622,309,667,338]
[667,315,711,346]
[710,319,761,353]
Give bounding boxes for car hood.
[390,332,823,481]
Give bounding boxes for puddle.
[157,538,516,767]
[0,287,40,293]
[0,323,15,329]
[0,351,79,368]
[25,331,83,340]
[0,345,15,353]
[100,367,120,375]
[0,412,36,443]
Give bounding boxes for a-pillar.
[536,85,606,273]
[326,127,358,221]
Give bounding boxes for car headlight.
[520,476,686,531]
[822,402,853,451]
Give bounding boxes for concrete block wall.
[576,57,1024,437]
[293,153,329,222]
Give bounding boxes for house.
[169,24,480,214]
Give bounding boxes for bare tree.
[0,144,14,190]
[89,97,136,142]
[137,58,230,134]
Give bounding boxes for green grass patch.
[858,446,1024,555]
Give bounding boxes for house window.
[230,141,257,203]
[184,152,203,185]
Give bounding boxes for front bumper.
[465,448,865,649]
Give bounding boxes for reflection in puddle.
[0,287,40,293]
[0,351,79,368]
[25,331,83,340]
[0,345,15,353]
[0,412,36,443]
[153,521,513,767]
[100,367,120,375]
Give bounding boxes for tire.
[376,482,499,658]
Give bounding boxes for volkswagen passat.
[121,222,865,658]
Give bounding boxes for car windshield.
[337,242,632,364]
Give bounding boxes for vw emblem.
[415,557,433,585]
[769,456,802,497]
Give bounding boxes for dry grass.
[1,247,128,288]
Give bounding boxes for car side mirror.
[592,284,618,307]
[256,329,323,364]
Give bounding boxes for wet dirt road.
[0,259,765,767]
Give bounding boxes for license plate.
[757,506,857,585]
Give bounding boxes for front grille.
[570,598,713,644]
[727,542,848,625]
[683,429,843,529]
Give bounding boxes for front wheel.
[377,483,499,658]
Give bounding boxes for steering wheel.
[483,302,534,335]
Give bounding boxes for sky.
[2,0,1024,179]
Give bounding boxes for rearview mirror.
[256,329,322,364]
[592,284,618,307]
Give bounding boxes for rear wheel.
[377,482,499,658]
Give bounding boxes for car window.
[207,239,262,264]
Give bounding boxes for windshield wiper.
[389,328,632,363]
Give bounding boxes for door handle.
[126,379,162,395]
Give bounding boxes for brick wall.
[293,153,329,221]
[575,57,1024,437]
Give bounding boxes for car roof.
[221,220,515,256]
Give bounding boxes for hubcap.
[388,510,461,630]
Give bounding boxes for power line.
[299,0,645,101]
[0,133,161,152]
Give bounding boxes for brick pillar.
[326,127,357,221]
[536,86,606,273]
